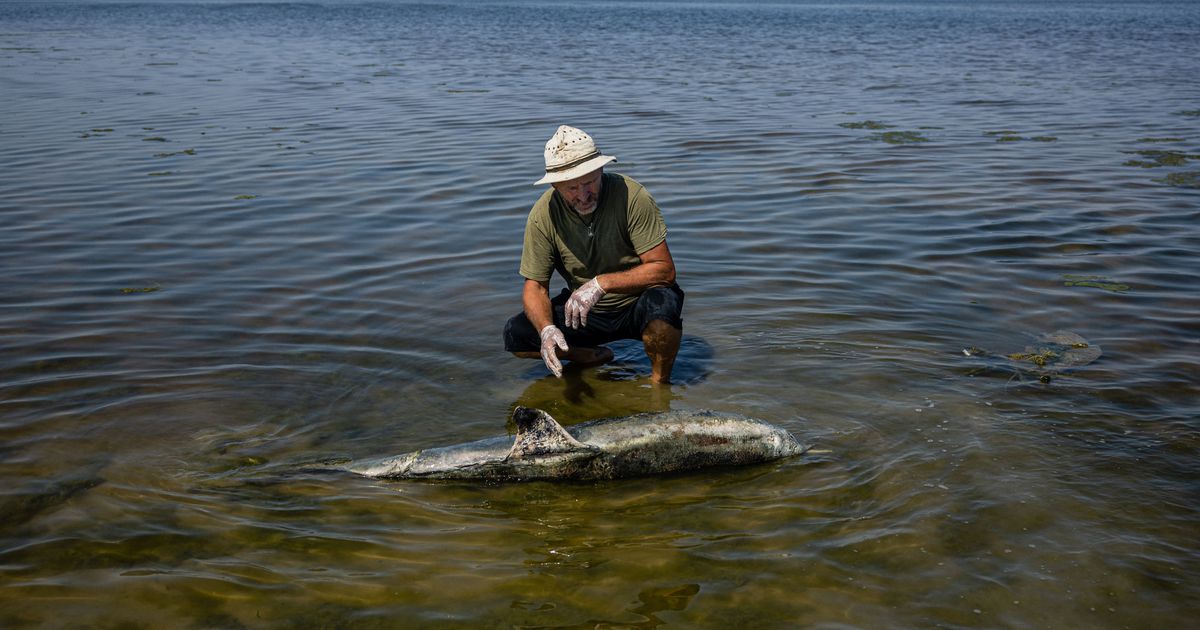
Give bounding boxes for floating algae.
[1062,274,1130,293]
[148,171,173,177]
[1007,348,1059,367]
[142,136,167,142]
[1138,137,1185,143]
[1154,171,1200,188]
[1122,149,1198,168]
[986,130,1056,143]
[870,131,929,144]
[234,194,258,200]
[120,285,161,294]
[839,120,894,130]
[1175,109,1200,117]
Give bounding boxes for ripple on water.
[2,0,1199,627]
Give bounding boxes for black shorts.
[503,284,684,352]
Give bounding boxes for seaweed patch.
[839,120,894,130]
[1122,149,1198,168]
[1062,274,1130,293]
[121,285,161,294]
[1154,171,1200,188]
[869,131,929,144]
[986,131,1056,143]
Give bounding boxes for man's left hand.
[565,277,605,329]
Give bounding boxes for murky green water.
[1,0,1198,627]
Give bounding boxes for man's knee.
[503,313,539,353]
[636,284,684,332]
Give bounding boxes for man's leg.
[642,319,682,384]
[626,284,685,384]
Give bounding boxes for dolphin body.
[345,406,808,481]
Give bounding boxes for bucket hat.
[534,125,617,185]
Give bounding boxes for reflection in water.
[514,583,701,630]
[509,336,713,426]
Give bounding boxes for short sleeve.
[519,204,556,282]
[626,186,668,255]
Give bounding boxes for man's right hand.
[539,324,569,378]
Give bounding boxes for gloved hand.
[565,277,605,329]
[539,324,569,377]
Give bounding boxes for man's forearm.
[522,280,555,331]
[594,240,676,294]
[594,260,674,294]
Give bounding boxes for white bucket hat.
[534,125,617,185]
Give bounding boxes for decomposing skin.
[345,407,808,481]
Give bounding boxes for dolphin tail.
[508,407,598,460]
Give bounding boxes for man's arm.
[563,241,676,329]
[522,278,570,377]
[522,278,555,330]
[594,240,676,293]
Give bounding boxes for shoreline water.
[2,1,1198,627]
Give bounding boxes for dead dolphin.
[345,406,808,481]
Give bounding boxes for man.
[503,125,684,384]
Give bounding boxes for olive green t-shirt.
[519,172,668,312]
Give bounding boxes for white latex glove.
[565,277,605,329]
[539,324,569,378]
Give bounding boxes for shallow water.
[1,0,1198,627]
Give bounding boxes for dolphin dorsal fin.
[507,407,593,459]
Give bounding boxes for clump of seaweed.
[870,131,929,144]
[1062,274,1130,293]
[1175,109,1200,117]
[986,130,1056,143]
[1122,149,1198,168]
[1138,137,1184,143]
[120,285,161,294]
[1154,171,1200,188]
[839,120,893,130]
[1007,348,1059,367]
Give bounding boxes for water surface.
[1,0,1198,627]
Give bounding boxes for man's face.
[552,168,603,216]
